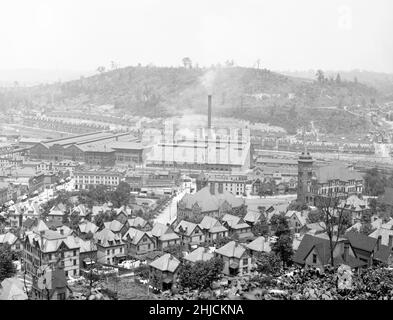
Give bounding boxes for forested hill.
[1,65,382,134]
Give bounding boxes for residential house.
[127,217,152,231]
[47,205,67,223]
[71,204,88,220]
[285,210,307,233]
[122,227,155,257]
[369,228,393,247]
[150,223,181,250]
[339,195,371,224]
[214,241,252,276]
[184,246,214,264]
[0,232,22,252]
[74,237,97,269]
[345,231,392,266]
[31,264,71,300]
[77,221,99,238]
[243,211,262,226]
[24,229,80,278]
[300,222,326,235]
[94,228,126,265]
[246,236,271,259]
[149,253,180,291]
[293,233,366,271]
[198,216,228,243]
[221,214,253,240]
[103,220,124,235]
[174,220,205,247]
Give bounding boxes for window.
[312,254,317,264]
[112,249,115,254]
[107,258,110,264]
[242,258,248,266]
[73,260,77,266]
[120,247,123,253]
[107,250,110,255]
[73,250,76,256]
[148,244,151,250]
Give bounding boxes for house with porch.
[122,227,155,257]
[149,253,180,291]
[214,241,252,276]
[174,220,205,247]
[198,216,228,243]
[94,228,126,265]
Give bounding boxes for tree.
[251,215,269,237]
[363,168,386,196]
[0,244,16,281]
[270,214,293,267]
[271,234,293,268]
[163,244,184,260]
[316,70,325,83]
[109,182,131,208]
[182,57,192,69]
[213,236,232,248]
[314,194,350,267]
[178,258,223,290]
[96,66,106,74]
[255,252,281,275]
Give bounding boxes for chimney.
[389,235,393,248]
[377,235,382,251]
[343,242,349,262]
[208,95,212,129]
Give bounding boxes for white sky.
[0,0,392,72]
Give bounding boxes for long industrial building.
[28,131,149,167]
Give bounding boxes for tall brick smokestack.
[208,95,212,129]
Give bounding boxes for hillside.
[280,69,393,96]
[1,65,382,134]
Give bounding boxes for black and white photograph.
[0,0,393,306]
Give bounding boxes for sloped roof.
[285,211,307,226]
[94,228,124,247]
[0,232,18,246]
[31,220,49,233]
[339,195,369,211]
[244,211,261,224]
[221,214,242,228]
[74,237,97,253]
[122,227,150,245]
[369,228,393,247]
[150,223,172,238]
[345,231,378,252]
[150,253,180,272]
[26,230,79,253]
[246,236,271,253]
[0,278,27,300]
[128,217,149,229]
[78,221,99,234]
[174,220,199,236]
[184,247,214,263]
[178,186,244,212]
[104,220,124,233]
[294,234,334,265]
[215,241,247,259]
[199,216,221,230]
